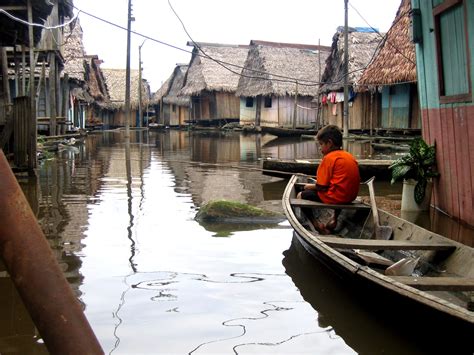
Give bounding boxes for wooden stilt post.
[21,45,26,96]
[27,0,37,172]
[49,52,57,136]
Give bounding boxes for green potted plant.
[389,137,439,210]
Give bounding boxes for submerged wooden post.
[0,150,104,354]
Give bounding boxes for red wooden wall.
[421,105,474,227]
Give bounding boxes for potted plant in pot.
[389,137,439,211]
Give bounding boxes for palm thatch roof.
[84,55,110,108]
[152,77,172,104]
[180,42,249,96]
[358,0,416,88]
[162,64,190,106]
[62,18,85,82]
[102,68,150,110]
[320,28,384,92]
[236,40,331,97]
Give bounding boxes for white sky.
[73,0,402,92]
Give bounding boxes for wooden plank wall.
[169,104,179,126]
[260,96,317,127]
[422,106,474,227]
[320,93,378,130]
[179,107,188,126]
[239,97,257,125]
[13,96,30,167]
[215,92,240,119]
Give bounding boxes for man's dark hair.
[317,125,342,147]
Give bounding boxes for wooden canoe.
[261,126,317,137]
[282,175,474,328]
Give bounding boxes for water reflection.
[3,129,470,354]
[283,235,474,354]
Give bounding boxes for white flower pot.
[401,179,432,212]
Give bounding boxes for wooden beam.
[290,198,370,210]
[317,236,456,251]
[0,6,27,10]
[390,276,474,291]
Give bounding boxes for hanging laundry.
[335,92,345,103]
[332,103,338,116]
[349,88,357,102]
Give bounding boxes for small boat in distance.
[262,126,317,137]
[282,174,474,332]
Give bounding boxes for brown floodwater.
[2,129,472,354]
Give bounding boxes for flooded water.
[3,130,473,354]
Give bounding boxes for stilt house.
[0,0,73,169]
[180,42,249,126]
[102,68,150,128]
[319,28,383,131]
[152,77,171,125]
[152,64,190,127]
[413,0,474,228]
[358,0,419,131]
[62,19,111,130]
[236,40,331,129]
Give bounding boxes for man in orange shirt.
[297,125,360,234]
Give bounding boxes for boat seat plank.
[316,236,456,251]
[353,250,394,267]
[390,276,474,291]
[290,198,370,210]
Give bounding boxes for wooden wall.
[239,97,256,125]
[421,106,474,227]
[320,92,380,130]
[415,0,474,227]
[381,84,420,129]
[179,106,188,126]
[169,104,179,126]
[258,96,317,127]
[215,92,240,119]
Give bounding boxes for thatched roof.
[320,28,383,92]
[163,64,190,106]
[84,55,110,108]
[358,0,416,88]
[236,40,331,97]
[180,42,249,96]
[152,77,172,104]
[102,68,150,110]
[62,19,85,82]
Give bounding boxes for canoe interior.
[283,175,474,324]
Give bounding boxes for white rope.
[0,8,80,29]
[296,104,318,111]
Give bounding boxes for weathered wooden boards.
[263,158,393,180]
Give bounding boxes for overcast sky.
[72,0,402,92]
